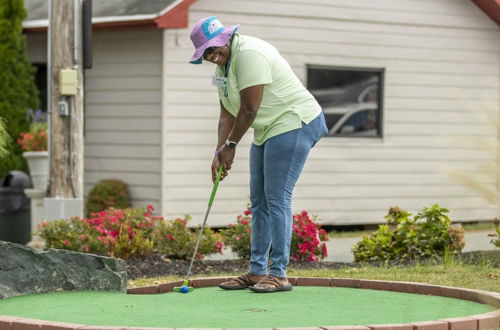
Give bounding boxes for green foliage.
[0,118,11,159]
[86,179,131,216]
[0,0,40,177]
[220,206,329,261]
[36,205,224,260]
[353,205,465,263]
[37,217,106,254]
[220,207,252,259]
[154,215,223,259]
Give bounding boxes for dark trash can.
[0,171,32,244]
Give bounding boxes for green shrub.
[154,215,223,259]
[220,207,253,259]
[38,206,156,259]
[85,179,131,216]
[36,216,106,254]
[0,0,40,178]
[353,204,465,263]
[36,205,224,260]
[220,206,329,261]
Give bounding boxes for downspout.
[160,28,168,216]
[46,0,52,196]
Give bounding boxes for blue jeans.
[248,113,328,277]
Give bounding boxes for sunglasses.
[203,47,216,59]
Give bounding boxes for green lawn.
[129,260,499,293]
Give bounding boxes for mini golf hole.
[243,309,269,313]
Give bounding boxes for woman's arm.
[227,84,264,143]
[212,102,235,181]
[215,84,264,181]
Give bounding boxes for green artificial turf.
[0,287,494,328]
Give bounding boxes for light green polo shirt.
[215,34,321,145]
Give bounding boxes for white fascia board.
[23,13,159,29]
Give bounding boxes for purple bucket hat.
[189,16,239,64]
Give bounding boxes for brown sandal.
[219,273,265,290]
[249,275,292,293]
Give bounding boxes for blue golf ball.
[180,286,189,293]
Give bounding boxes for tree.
[0,0,40,178]
[0,118,10,160]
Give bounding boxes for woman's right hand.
[211,153,228,183]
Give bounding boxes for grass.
[129,259,500,293]
[327,221,496,239]
[461,222,496,232]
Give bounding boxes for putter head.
[173,279,194,293]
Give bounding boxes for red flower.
[321,243,328,257]
[63,240,70,246]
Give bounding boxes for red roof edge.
[472,0,500,25]
[155,0,198,28]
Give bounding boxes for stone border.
[1,277,498,330]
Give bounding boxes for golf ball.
[180,286,189,293]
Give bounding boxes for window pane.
[307,66,383,138]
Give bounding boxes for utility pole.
[46,0,85,218]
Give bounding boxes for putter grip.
[208,165,223,207]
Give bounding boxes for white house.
[23,0,500,227]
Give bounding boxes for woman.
[189,16,327,293]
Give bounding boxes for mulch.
[125,251,499,280]
[125,253,355,279]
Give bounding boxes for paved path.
[208,229,498,263]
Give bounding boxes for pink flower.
[307,254,318,262]
[215,241,224,254]
[147,204,155,212]
[240,219,250,225]
[166,234,174,241]
[63,240,70,246]
[109,230,119,238]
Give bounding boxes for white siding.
[161,0,500,226]
[26,29,163,212]
[85,29,163,210]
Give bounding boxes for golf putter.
[174,165,223,293]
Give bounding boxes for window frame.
[307,64,385,139]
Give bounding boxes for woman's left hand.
[216,145,236,180]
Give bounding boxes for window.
[307,65,384,138]
[33,63,47,112]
